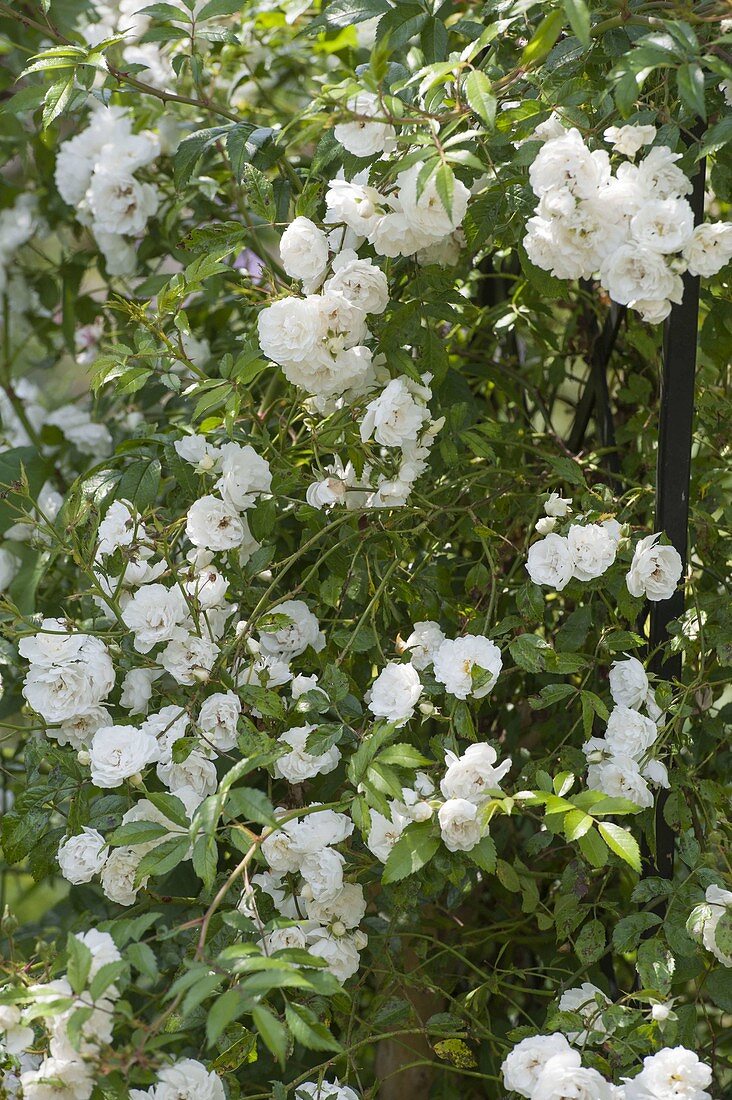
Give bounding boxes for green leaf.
[135,835,190,884]
[42,76,74,128]
[66,934,93,994]
[463,70,497,129]
[563,0,590,48]
[252,1004,288,1067]
[241,163,277,221]
[144,791,190,828]
[381,821,440,885]
[574,919,605,965]
[207,988,248,1045]
[108,821,170,847]
[563,809,593,841]
[434,163,455,220]
[706,968,732,1013]
[577,827,608,868]
[116,458,161,510]
[308,0,390,32]
[612,911,661,952]
[522,9,565,64]
[285,1001,343,1052]
[677,62,706,120]
[509,633,552,672]
[192,835,218,890]
[598,822,641,872]
[636,938,675,995]
[467,834,497,873]
[225,786,276,826]
[0,447,51,535]
[714,909,732,960]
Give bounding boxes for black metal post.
[649,154,707,881]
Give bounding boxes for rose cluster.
[524,123,732,322]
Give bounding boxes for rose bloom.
[186,495,246,551]
[609,655,649,710]
[587,753,654,809]
[367,662,422,725]
[279,216,329,285]
[121,583,188,653]
[529,128,610,199]
[604,123,656,157]
[438,797,481,852]
[367,807,408,862]
[198,691,241,751]
[604,704,658,760]
[100,845,147,906]
[397,162,471,239]
[622,1046,713,1100]
[626,533,683,601]
[567,523,617,581]
[89,723,158,788]
[441,743,511,804]
[682,221,732,278]
[532,1055,614,1100]
[403,620,445,671]
[257,295,326,367]
[22,641,115,723]
[273,724,341,782]
[558,982,611,1044]
[687,884,732,967]
[57,827,109,885]
[258,599,324,658]
[296,1079,360,1100]
[87,168,158,236]
[20,1056,94,1100]
[334,92,396,158]
[526,533,573,590]
[325,249,389,315]
[305,927,367,983]
[630,197,694,255]
[215,441,272,512]
[75,929,122,984]
[300,847,345,902]
[305,881,367,930]
[433,634,502,700]
[151,1059,226,1100]
[360,377,430,448]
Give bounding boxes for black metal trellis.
[649,153,707,884]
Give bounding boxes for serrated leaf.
[285,1001,343,1052]
[463,70,496,129]
[598,821,641,872]
[382,821,440,885]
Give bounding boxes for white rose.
[635,145,693,199]
[57,828,109,885]
[100,846,147,906]
[397,163,470,239]
[95,499,140,557]
[599,244,679,306]
[290,807,353,852]
[159,633,219,685]
[279,216,329,285]
[533,1056,614,1100]
[0,1004,33,1055]
[87,168,158,236]
[367,662,422,725]
[626,533,683,601]
[325,178,384,237]
[257,295,326,366]
[687,885,732,968]
[334,92,396,157]
[300,847,345,902]
[258,599,324,657]
[157,750,217,803]
[140,705,189,764]
[74,929,122,984]
[215,442,272,512]
[198,691,241,751]
[544,492,572,517]
[604,707,658,762]
[630,197,694,255]
[403,620,445,671]
[603,124,657,157]
[153,1059,225,1100]
[174,434,221,472]
[262,925,308,953]
[20,1057,94,1100]
[89,724,158,787]
[360,377,430,447]
[587,754,654,809]
[642,757,669,789]
[325,250,389,315]
[366,808,408,862]
[274,725,341,782]
[622,1047,712,1100]
[609,656,649,710]
[438,798,481,852]
[433,634,502,700]
[305,882,366,930]
[261,824,302,874]
[682,221,732,278]
[17,620,89,666]
[52,706,110,750]
[121,583,188,653]
[441,744,511,803]
[186,495,247,551]
[296,1079,360,1100]
[119,668,160,714]
[529,128,610,199]
[369,210,428,259]
[22,637,115,723]
[526,533,573,590]
[567,523,617,581]
[501,1035,577,1099]
[558,982,611,1045]
[305,928,366,982]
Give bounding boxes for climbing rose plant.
[0,0,731,1098]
